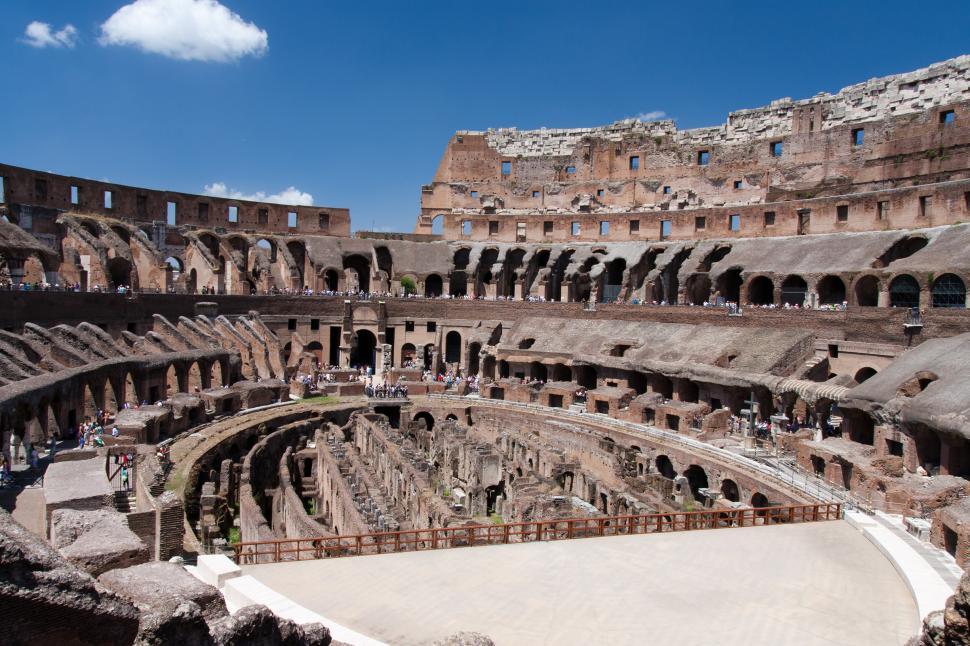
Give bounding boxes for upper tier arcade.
[0,162,351,237]
[417,55,970,242]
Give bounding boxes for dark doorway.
[350,330,378,369]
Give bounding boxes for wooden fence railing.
[233,502,841,565]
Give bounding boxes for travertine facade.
[417,56,970,242]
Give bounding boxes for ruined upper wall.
[472,56,970,156]
[0,163,351,237]
[419,56,970,240]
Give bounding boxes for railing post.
[275,541,280,563]
[503,523,510,544]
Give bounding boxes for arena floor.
[244,520,917,646]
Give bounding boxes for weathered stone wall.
[418,56,970,241]
[0,161,351,236]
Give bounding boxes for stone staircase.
[113,489,137,513]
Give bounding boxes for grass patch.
[165,470,185,494]
[490,514,504,524]
[227,526,240,545]
[300,395,339,406]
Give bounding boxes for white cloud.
[203,182,314,206]
[99,0,268,62]
[22,21,78,48]
[634,110,667,121]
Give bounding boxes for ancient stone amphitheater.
[5,56,970,645]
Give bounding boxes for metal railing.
[233,502,841,565]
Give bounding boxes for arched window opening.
[780,275,808,306]
[817,275,846,305]
[889,275,920,308]
[747,276,774,305]
[425,274,443,297]
[932,274,965,308]
[716,268,743,304]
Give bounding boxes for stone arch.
[686,274,712,305]
[305,341,323,365]
[401,343,417,366]
[854,367,878,383]
[256,238,277,263]
[716,268,743,304]
[425,274,443,297]
[684,464,709,499]
[350,329,378,370]
[720,478,740,503]
[198,232,221,258]
[746,275,774,305]
[343,255,371,293]
[854,275,880,307]
[889,274,920,308]
[932,273,966,308]
[322,268,339,292]
[164,256,183,290]
[80,220,101,238]
[655,455,676,479]
[751,492,770,510]
[107,257,132,288]
[444,331,462,364]
[414,411,435,431]
[817,275,846,305]
[780,275,808,306]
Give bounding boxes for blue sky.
[3,1,969,233]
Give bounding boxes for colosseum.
[5,54,970,646]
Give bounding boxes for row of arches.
[653,455,771,508]
[6,356,232,445]
[701,271,967,308]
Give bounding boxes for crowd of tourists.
[365,381,409,399]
